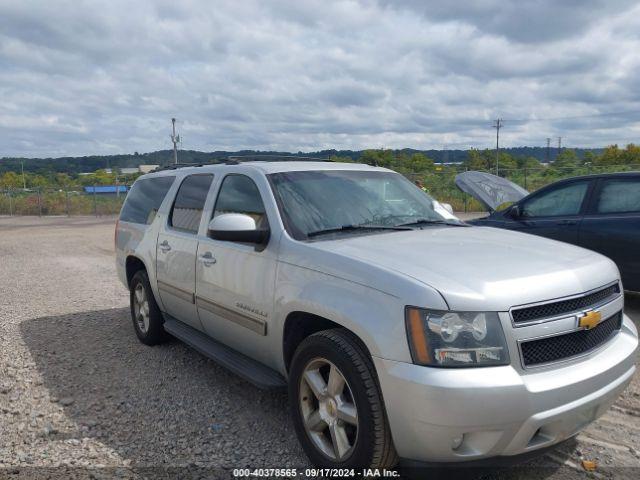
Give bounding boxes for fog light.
[451,434,464,450]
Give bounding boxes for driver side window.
[521,181,589,218]
[213,175,268,228]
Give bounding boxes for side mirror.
[433,200,456,219]
[508,205,521,219]
[440,203,454,215]
[208,213,269,244]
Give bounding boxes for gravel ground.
[0,216,638,479]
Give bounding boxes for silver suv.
[115,160,638,468]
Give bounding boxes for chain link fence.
[406,163,640,212]
[1,163,638,216]
[0,184,133,217]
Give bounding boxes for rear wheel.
[129,270,166,345]
[289,329,398,469]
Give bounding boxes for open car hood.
[455,171,529,211]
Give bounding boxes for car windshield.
[269,170,452,239]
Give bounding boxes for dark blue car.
[457,171,640,291]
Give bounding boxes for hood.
[455,171,528,211]
[308,227,619,311]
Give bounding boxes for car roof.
[552,171,640,182]
[141,161,392,178]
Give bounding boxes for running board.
[163,317,287,389]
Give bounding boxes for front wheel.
[289,329,398,469]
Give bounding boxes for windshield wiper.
[396,218,468,227]
[307,224,412,238]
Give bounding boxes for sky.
[1,0,640,158]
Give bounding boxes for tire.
[289,328,398,469]
[129,269,166,345]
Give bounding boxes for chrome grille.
[520,312,622,367]
[512,284,620,324]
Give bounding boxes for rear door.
[508,179,593,244]
[156,173,214,331]
[579,176,640,291]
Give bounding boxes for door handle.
[199,252,217,266]
[556,220,577,226]
[159,240,171,252]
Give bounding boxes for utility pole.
[171,118,179,164]
[493,119,502,175]
[21,160,26,189]
[546,138,551,163]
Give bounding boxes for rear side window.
[596,179,640,214]
[119,176,175,224]
[170,174,214,233]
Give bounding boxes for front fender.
[272,262,448,369]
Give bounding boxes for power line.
[504,109,640,124]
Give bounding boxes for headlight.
[405,307,509,367]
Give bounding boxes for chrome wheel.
[133,283,150,333]
[299,358,358,461]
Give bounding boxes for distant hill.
[0,147,604,175]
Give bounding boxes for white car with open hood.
[115,160,637,468]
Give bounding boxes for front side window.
[170,174,214,233]
[521,181,589,218]
[269,170,448,239]
[213,175,268,228]
[596,179,640,214]
[119,176,175,224]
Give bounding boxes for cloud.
[0,0,639,157]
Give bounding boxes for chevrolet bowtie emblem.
[579,310,602,330]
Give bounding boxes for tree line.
[330,143,640,176]
[1,144,638,190]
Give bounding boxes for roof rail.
[151,155,332,172]
[224,155,332,164]
[151,162,221,172]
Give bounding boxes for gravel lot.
[0,216,638,479]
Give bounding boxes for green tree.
[595,145,621,166]
[329,154,353,163]
[408,153,434,172]
[495,152,517,173]
[465,149,487,170]
[464,149,516,174]
[360,149,394,168]
[28,175,49,189]
[554,149,578,170]
[582,151,596,166]
[620,143,640,165]
[0,172,22,188]
[517,156,542,170]
[55,173,74,187]
[360,150,381,167]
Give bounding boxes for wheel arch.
[125,255,149,288]
[282,311,374,374]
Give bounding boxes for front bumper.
[373,314,638,463]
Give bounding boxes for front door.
[156,173,214,331]
[508,179,592,244]
[195,174,277,365]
